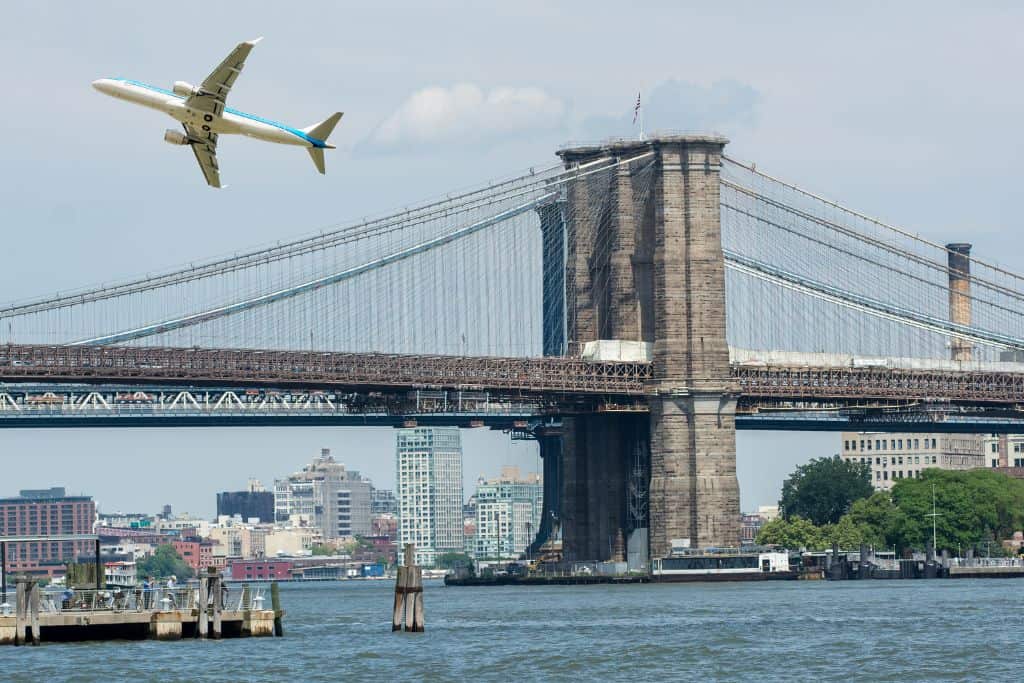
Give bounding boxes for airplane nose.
[92,79,114,94]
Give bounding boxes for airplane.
[92,38,342,188]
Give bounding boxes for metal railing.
[40,583,267,614]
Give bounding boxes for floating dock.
[0,576,283,645]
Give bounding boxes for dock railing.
[948,557,1024,569]
[40,583,267,614]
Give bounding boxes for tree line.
[756,456,1024,555]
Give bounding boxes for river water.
[1,578,1016,681]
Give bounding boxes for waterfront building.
[104,560,138,588]
[371,487,398,515]
[473,466,543,561]
[155,514,211,538]
[274,449,373,540]
[264,525,322,557]
[208,519,268,560]
[396,427,464,567]
[740,514,762,545]
[981,434,1024,470]
[228,559,292,581]
[172,538,219,572]
[840,432,985,490]
[0,487,97,576]
[216,479,275,523]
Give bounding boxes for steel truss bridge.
[2,137,1024,433]
[2,344,1023,431]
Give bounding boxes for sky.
[1,1,1022,516]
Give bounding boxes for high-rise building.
[0,487,96,576]
[274,449,372,539]
[472,466,542,560]
[217,479,275,523]
[396,427,464,567]
[840,432,985,490]
[370,487,398,515]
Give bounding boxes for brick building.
[172,538,217,573]
[0,487,96,575]
[228,559,293,581]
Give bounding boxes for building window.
[932,456,937,464]
[883,471,888,480]
[867,441,872,451]
[875,457,881,465]
[875,440,881,450]
[914,439,919,449]
[876,471,881,480]
[860,440,865,450]
[932,439,937,449]
[993,459,999,468]
[992,443,998,453]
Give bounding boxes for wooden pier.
[0,575,282,645]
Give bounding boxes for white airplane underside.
[93,38,342,188]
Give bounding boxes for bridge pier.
[557,135,740,562]
[560,414,645,562]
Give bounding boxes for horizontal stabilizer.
[307,147,326,174]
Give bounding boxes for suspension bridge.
[3,134,1024,560]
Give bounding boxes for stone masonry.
[555,136,740,561]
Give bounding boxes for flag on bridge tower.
[633,91,645,140]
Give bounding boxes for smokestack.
[947,243,972,361]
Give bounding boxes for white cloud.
[369,83,565,148]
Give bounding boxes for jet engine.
[172,80,197,97]
[163,129,189,145]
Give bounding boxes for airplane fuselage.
[92,78,328,148]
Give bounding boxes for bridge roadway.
[2,344,1024,430]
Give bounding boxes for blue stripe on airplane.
[117,78,328,148]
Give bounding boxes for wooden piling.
[391,566,405,632]
[409,566,424,632]
[197,574,209,639]
[271,581,283,637]
[28,582,40,646]
[14,579,27,646]
[211,573,222,639]
[392,544,424,632]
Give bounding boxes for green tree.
[822,514,874,549]
[780,456,874,525]
[136,544,194,581]
[844,491,908,549]
[755,516,826,550]
[435,552,474,570]
[891,469,1024,553]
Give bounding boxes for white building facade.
[840,432,985,490]
[273,449,373,540]
[396,427,464,567]
[473,467,543,560]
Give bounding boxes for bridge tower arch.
[555,135,740,561]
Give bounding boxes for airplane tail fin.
[306,147,326,175]
[303,112,343,148]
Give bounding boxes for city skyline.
[2,3,1022,532]
[0,429,830,518]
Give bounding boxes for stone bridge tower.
[547,135,740,561]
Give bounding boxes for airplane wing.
[184,124,222,188]
[185,38,262,117]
